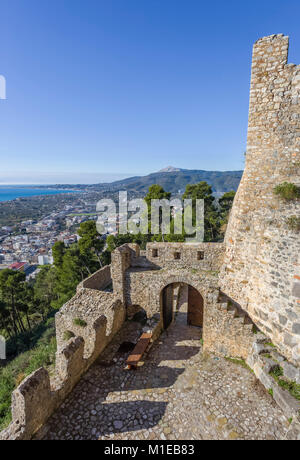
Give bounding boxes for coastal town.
[0,183,173,281]
[0,196,99,280]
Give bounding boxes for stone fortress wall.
[0,34,299,440]
[121,242,256,358]
[0,241,257,440]
[220,34,300,366]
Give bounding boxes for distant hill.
[90,168,243,195]
[37,167,244,195]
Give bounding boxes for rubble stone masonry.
[220,34,300,365]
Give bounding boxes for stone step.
[243,316,253,325]
[227,306,238,317]
[235,316,246,324]
[219,302,229,310]
[218,301,254,329]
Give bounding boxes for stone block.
[282,361,299,382]
[292,323,300,335]
[292,282,300,298]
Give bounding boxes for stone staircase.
[218,293,254,331]
[246,336,300,439]
[202,292,257,360]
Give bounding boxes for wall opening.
[162,284,174,329]
[187,286,203,327]
[152,249,158,258]
[161,283,204,329]
[197,251,204,260]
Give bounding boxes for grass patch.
[273,182,300,201]
[225,357,253,373]
[3,311,57,361]
[268,388,273,397]
[63,330,75,341]
[286,216,300,232]
[270,365,300,401]
[73,318,87,328]
[0,319,57,431]
[265,342,276,348]
[262,353,272,359]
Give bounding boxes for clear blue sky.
[1,0,300,184]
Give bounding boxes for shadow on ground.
[41,311,202,439]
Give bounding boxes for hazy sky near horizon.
[1,0,300,184]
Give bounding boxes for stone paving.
[41,305,292,440]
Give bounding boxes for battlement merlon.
[247,34,300,156]
[251,34,289,74]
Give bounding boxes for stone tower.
[220,34,300,365]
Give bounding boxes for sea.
[0,186,78,202]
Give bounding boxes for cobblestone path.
[42,307,291,440]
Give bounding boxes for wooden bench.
[126,332,152,369]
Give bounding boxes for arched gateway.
[161,283,204,329]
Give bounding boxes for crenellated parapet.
[55,291,123,358]
[77,264,112,291]
[0,269,126,441]
[145,242,225,271]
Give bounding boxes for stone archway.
[161,282,204,330]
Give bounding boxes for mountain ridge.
[34,168,244,194]
[91,168,244,194]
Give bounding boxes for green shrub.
[63,330,75,341]
[273,182,300,201]
[73,318,87,328]
[286,216,300,232]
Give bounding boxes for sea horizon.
[0,186,79,202]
